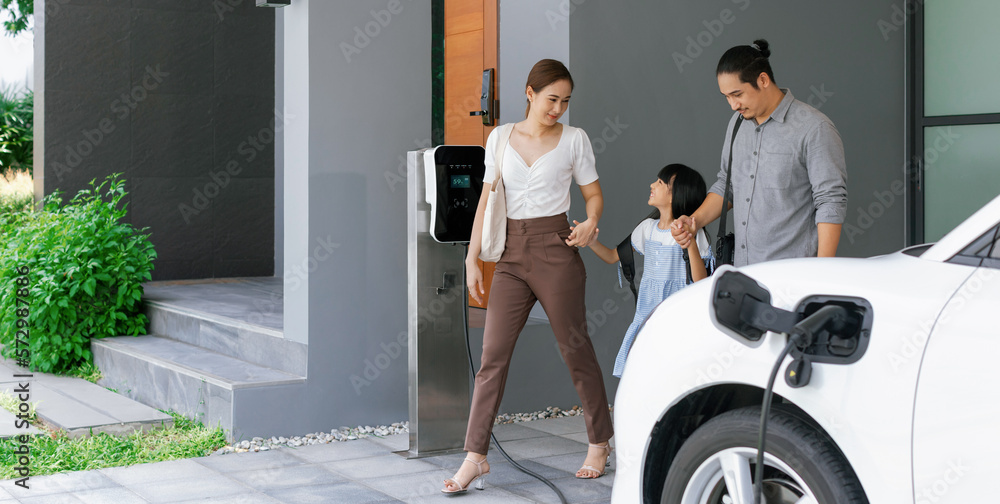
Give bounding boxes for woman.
[442,59,614,494]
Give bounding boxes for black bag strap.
[617,210,658,305]
[617,235,638,302]
[717,115,743,264]
[682,249,692,284]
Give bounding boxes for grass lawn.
[0,393,227,480]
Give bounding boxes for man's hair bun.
[752,39,770,58]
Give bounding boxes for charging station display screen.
[430,146,485,243]
[450,174,471,189]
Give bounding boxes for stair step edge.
[93,337,305,391]
[144,300,284,339]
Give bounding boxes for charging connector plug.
[783,305,850,389]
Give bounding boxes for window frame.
[906,8,1000,246]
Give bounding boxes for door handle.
[469,68,496,126]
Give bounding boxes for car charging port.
[794,297,872,361]
[754,301,872,504]
[785,299,871,388]
[708,272,876,504]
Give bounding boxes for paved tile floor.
[0,416,615,503]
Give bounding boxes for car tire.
[661,405,868,504]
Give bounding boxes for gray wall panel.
[278,0,431,429]
[274,9,285,277]
[38,0,276,280]
[131,93,215,179]
[131,177,215,279]
[281,0,310,347]
[129,9,215,96]
[570,0,905,401]
[44,5,130,94]
[498,0,570,125]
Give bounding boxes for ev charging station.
[403,145,485,458]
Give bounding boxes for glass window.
[923,124,1000,242]
[958,226,997,257]
[924,0,1000,116]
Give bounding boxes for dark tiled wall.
[42,0,275,280]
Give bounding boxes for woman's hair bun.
[752,39,770,58]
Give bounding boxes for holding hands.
[671,215,697,249]
[568,219,600,248]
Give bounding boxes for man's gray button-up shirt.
[709,89,848,267]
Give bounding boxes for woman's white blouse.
[483,124,599,220]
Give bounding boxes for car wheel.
[661,405,867,504]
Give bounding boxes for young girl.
[588,163,714,378]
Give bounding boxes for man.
[673,39,847,266]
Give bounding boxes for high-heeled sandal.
[576,443,612,479]
[441,457,490,494]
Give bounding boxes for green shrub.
[0,87,32,176]
[0,1,33,37]
[0,175,156,373]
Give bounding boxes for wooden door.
[444,0,498,309]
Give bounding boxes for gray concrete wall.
[498,0,570,125]
[275,9,285,277]
[569,0,906,400]
[280,0,431,429]
[35,0,276,280]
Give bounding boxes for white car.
[611,195,1000,504]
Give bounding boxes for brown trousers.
[465,213,614,454]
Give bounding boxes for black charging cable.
[461,248,569,504]
[754,333,802,504]
[753,305,849,503]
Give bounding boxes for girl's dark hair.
[525,59,574,118]
[650,163,707,222]
[716,39,774,89]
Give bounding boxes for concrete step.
[0,409,42,438]
[143,299,305,377]
[92,335,305,438]
[0,356,172,438]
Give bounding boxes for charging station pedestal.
[403,146,485,458]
